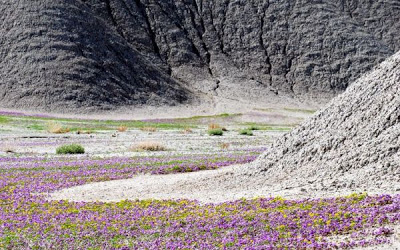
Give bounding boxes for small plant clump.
[27,124,44,130]
[56,144,85,154]
[131,141,166,151]
[248,125,260,131]
[117,125,128,132]
[46,121,70,134]
[208,128,224,136]
[0,116,9,124]
[76,130,93,135]
[208,123,221,130]
[239,129,254,136]
[219,143,230,149]
[208,123,228,131]
[181,127,193,134]
[140,127,157,132]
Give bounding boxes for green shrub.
[56,144,85,154]
[0,116,9,124]
[239,129,254,136]
[208,128,223,136]
[248,125,260,131]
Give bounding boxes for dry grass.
[131,141,167,152]
[46,122,70,134]
[181,127,193,134]
[209,123,227,131]
[219,143,230,150]
[117,125,128,132]
[140,127,157,132]
[208,123,221,130]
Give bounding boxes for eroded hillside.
[1,0,399,111]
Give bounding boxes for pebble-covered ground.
[0,110,399,249]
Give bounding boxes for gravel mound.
[244,50,400,193]
[50,51,400,204]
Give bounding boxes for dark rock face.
[0,0,192,111]
[0,0,399,111]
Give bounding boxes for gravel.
[244,50,400,194]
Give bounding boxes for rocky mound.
[246,50,400,192]
[1,0,400,111]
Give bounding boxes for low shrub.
[248,125,260,131]
[239,129,254,136]
[208,128,223,136]
[46,122,70,134]
[56,144,85,154]
[140,127,157,132]
[0,116,9,124]
[131,141,166,151]
[117,125,128,132]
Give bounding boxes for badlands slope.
[1,0,400,112]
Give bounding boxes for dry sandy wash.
[49,163,398,204]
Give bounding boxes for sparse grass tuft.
[219,143,230,150]
[181,127,193,134]
[284,108,316,114]
[27,124,44,130]
[209,123,228,132]
[131,141,167,151]
[239,129,254,136]
[46,122,70,134]
[140,127,157,132]
[117,125,128,132]
[248,125,260,131]
[208,128,223,136]
[208,123,221,130]
[0,116,10,124]
[56,144,85,154]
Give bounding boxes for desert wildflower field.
[0,110,398,249]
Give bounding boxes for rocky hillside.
[0,0,193,111]
[1,0,399,111]
[247,50,400,192]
